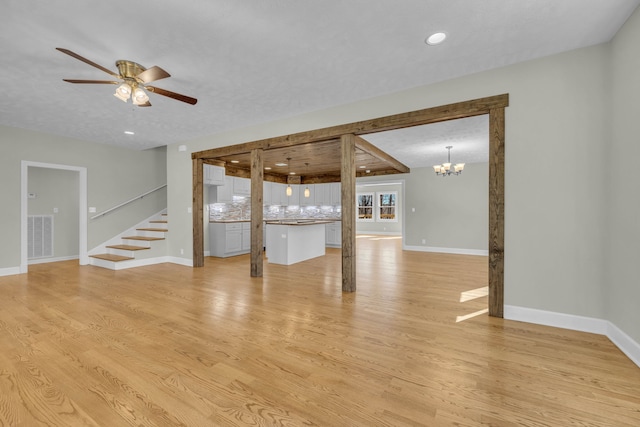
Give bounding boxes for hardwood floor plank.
[0,237,639,426]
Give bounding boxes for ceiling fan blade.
[146,86,197,105]
[56,48,119,78]
[63,79,119,84]
[136,66,170,84]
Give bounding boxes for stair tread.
[90,254,134,262]
[137,227,168,232]
[149,220,168,223]
[123,236,165,241]
[106,244,149,251]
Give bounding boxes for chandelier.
[433,146,465,176]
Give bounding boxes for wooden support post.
[341,134,356,292]
[192,157,204,268]
[250,149,264,277]
[488,107,505,317]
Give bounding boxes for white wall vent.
[28,215,54,259]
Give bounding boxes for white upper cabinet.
[204,164,225,186]
[233,177,251,196]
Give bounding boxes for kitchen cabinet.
[241,222,250,251]
[325,221,341,247]
[233,177,251,196]
[209,222,250,257]
[263,181,272,205]
[214,176,234,202]
[204,164,225,186]
[286,184,300,206]
[330,182,341,205]
[266,222,326,265]
[315,183,337,205]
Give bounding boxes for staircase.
[89,213,169,270]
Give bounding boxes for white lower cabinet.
[209,222,250,257]
[325,221,341,247]
[241,222,251,251]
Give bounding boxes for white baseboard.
[403,245,489,256]
[0,266,21,277]
[167,256,194,267]
[28,255,79,265]
[505,305,640,368]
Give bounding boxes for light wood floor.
[1,236,639,426]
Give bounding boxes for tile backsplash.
[209,197,341,221]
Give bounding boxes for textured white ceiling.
[1,0,638,166]
[363,116,489,167]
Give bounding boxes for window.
[377,191,397,222]
[356,193,374,222]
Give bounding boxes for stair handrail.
[90,184,167,220]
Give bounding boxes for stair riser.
[121,239,152,247]
[136,230,166,238]
[107,248,135,258]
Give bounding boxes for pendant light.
[304,163,310,198]
[286,158,293,196]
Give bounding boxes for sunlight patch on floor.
[460,286,488,302]
[456,308,488,323]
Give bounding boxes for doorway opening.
[20,161,88,273]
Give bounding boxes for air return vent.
[28,215,54,259]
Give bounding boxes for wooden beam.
[354,135,410,174]
[488,107,505,317]
[341,134,356,292]
[192,94,509,160]
[192,158,204,268]
[250,149,264,277]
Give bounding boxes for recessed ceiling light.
[264,167,272,170]
[289,172,296,175]
[275,162,287,167]
[425,32,446,45]
[359,165,366,169]
[230,160,240,164]
[124,130,135,135]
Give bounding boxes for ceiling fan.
[56,47,197,107]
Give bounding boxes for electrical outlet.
[422,239,426,244]
[180,248,184,255]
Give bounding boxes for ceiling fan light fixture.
[114,83,132,102]
[132,87,149,105]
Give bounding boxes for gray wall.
[356,163,488,251]
[28,167,79,259]
[607,7,640,346]
[0,126,167,269]
[165,10,638,342]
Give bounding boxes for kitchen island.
[265,220,334,265]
